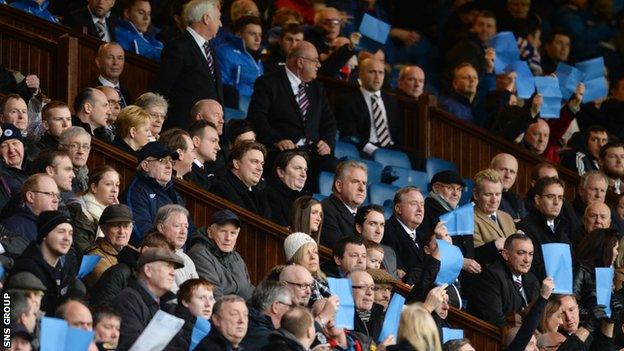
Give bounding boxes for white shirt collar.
[396,218,417,239]
[359,87,381,99]
[186,26,208,52]
[193,159,204,168]
[98,75,119,88]
[285,66,302,94]
[546,219,555,227]
[513,274,522,282]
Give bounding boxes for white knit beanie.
[284,232,316,261]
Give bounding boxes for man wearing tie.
[65,0,118,42]
[153,0,223,130]
[473,169,517,265]
[468,233,541,327]
[517,177,573,280]
[94,42,131,108]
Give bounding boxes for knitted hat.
[0,123,23,144]
[284,232,316,261]
[37,210,72,243]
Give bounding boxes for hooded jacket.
[216,35,264,99]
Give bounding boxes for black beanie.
[37,210,72,243]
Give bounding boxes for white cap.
[284,232,317,261]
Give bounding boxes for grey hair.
[579,170,608,189]
[251,280,292,311]
[154,204,189,226]
[213,294,246,316]
[184,0,220,24]
[10,293,31,327]
[59,126,91,147]
[134,92,168,113]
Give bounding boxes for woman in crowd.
[112,105,151,155]
[134,92,168,141]
[283,232,331,304]
[68,165,120,254]
[388,303,442,351]
[268,150,310,226]
[168,279,215,351]
[573,228,620,319]
[538,297,563,333]
[290,196,323,242]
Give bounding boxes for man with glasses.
[349,269,385,341]
[122,141,185,245]
[31,149,76,216]
[278,264,314,307]
[518,177,573,280]
[59,126,92,194]
[189,209,254,300]
[1,174,59,243]
[307,7,343,55]
[0,123,29,208]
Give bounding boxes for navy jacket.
[241,307,275,351]
[1,204,38,243]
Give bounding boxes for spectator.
[168,278,215,351]
[350,269,385,341]
[10,210,78,314]
[438,63,486,125]
[365,242,384,270]
[443,339,476,351]
[560,126,608,176]
[521,119,550,156]
[9,293,37,335]
[59,127,92,193]
[262,306,316,351]
[320,160,367,248]
[217,15,264,111]
[1,174,59,243]
[491,153,527,221]
[134,92,168,141]
[9,0,59,24]
[0,66,40,102]
[537,332,566,350]
[324,236,367,278]
[268,150,310,226]
[4,272,47,316]
[0,95,28,134]
[31,150,76,213]
[159,128,195,179]
[0,123,29,201]
[115,0,163,61]
[65,0,118,42]
[306,7,344,55]
[226,119,256,150]
[112,105,151,156]
[196,295,249,349]
[576,202,612,248]
[96,86,121,137]
[185,120,220,191]
[92,307,121,348]
[56,300,93,330]
[188,209,254,300]
[263,23,305,74]
[355,204,399,278]
[336,58,403,156]
[278,264,314,308]
[123,141,185,244]
[558,294,580,335]
[241,280,294,350]
[571,171,608,222]
[284,232,330,304]
[94,43,131,108]
[153,0,223,130]
[387,303,442,351]
[396,66,426,100]
[36,101,72,152]
[540,29,571,75]
[112,247,184,349]
[72,88,112,142]
[598,141,624,194]
[190,99,227,175]
[211,141,271,217]
[614,194,624,235]
[291,195,323,243]
[517,177,573,280]
[472,169,516,265]
[83,204,133,287]
[468,233,540,327]
[367,268,397,310]
[153,204,198,292]
[539,297,564,333]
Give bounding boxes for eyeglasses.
[322,19,342,26]
[352,284,375,292]
[31,190,61,199]
[299,57,321,65]
[276,301,294,308]
[64,143,91,151]
[146,156,174,165]
[149,112,167,121]
[439,184,463,192]
[540,194,564,201]
[284,281,314,291]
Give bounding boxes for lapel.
[330,194,354,224]
[278,69,305,125]
[391,217,421,257]
[475,208,505,238]
[184,31,213,77]
[357,92,371,131]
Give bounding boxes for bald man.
[94,42,131,107]
[335,58,403,156]
[491,153,527,221]
[522,119,550,156]
[577,202,611,246]
[396,65,425,99]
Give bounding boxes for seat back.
[373,148,411,169]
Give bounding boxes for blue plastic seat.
[383,206,393,219]
[368,182,400,207]
[318,172,334,196]
[358,159,384,184]
[390,166,429,191]
[223,107,246,121]
[425,157,458,182]
[334,141,360,160]
[373,148,411,169]
[459,178,475,206]
[312,193,328,201]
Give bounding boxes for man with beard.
[598,142,624,194]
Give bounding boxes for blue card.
[77,255,101,279]
[504,61,535,98]
[442,328,464,344]
[542,243,573,294]
[189,317,211,351]
[534,77,562,118]
[41,317,68,351]
[576,57,608,103]
[595,267,614,318]
[490,32,520,74]
[439,203,474,236]
[377,293,405,343]
[0,266,5,281]
[359,14,391,44]
[66,327,95,351]
[555,63,584,100]
[327,278,355,330]
[435,239,464,285]
[504,60,533,77]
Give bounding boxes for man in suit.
[190,99,228,175]
[598,142,624,195]
[72,88,112,142]
[335,58,402,156]
[247,40,337,182]
[468,233,544,327]
[94,42,131,108]
[472,169,516,265]
[490,153,527,221]
[153,0,223,130]
[64,0,117,42]
[517,177,573,280]
[185,120,220,191]
[320,160,367,249]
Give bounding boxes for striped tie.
[297,82,310,119]
[115,86,127,108]
[371,94,393,147]
[95,20,106,41]
[203,42,216,80]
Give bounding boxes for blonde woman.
[388,303,442,351]
[284,232,331,304]
[112,105,151,155]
